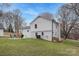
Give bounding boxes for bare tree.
[0,3,12,29]
[69,23,79,40]
[58,3,79,40]
[12,9,24,37]
[0,4,25,38]
[3,12,14,29]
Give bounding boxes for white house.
[30,13,60,41]
[0,23,4,36]
[22,26,31,38]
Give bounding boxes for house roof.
[39,13,53,20]
[22,26,30,29]
[30,13,59,24]
[0,23,4,29]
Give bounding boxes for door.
[35,32,41,39]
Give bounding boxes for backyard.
[0,38,79,56]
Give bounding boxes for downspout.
[59,22,61,41]
[52,19,53,42]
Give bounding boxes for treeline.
[0,3,26,33]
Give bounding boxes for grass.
[0,38,79,56]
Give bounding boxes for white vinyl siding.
[0,29,3,36]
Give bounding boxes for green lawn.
[0,38,79,56]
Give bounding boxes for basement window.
[27,30,29,32]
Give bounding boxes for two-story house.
[30,13,60,41]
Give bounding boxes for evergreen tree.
[8,24,14,32]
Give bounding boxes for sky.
[4,3,64,25]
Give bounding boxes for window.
[42,32,44,36]
[35,32,38,36]
[27,30,29,32]
[35,24,37,29]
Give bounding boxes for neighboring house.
[22,26,31,38]
[0,23,4,36]
[30,13,60,41]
